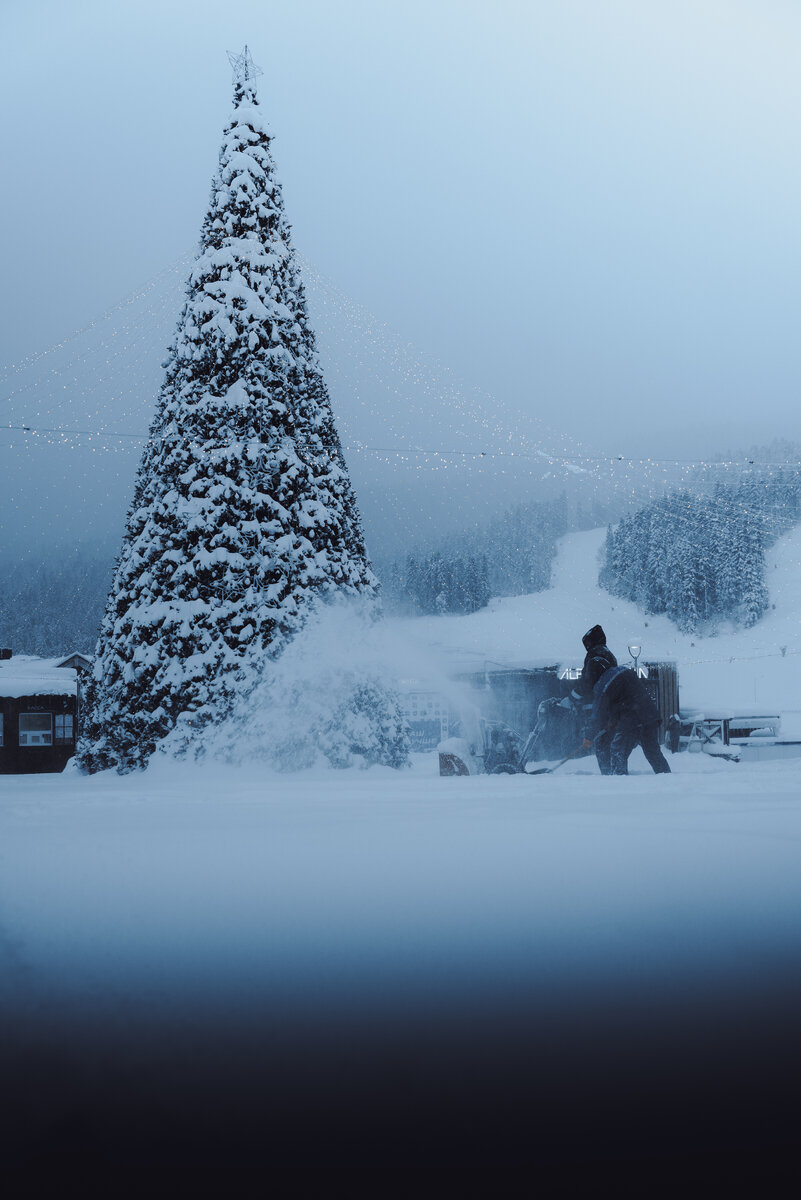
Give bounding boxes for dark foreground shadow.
[3,963,801,1174]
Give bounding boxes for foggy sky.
[3,0,801,539]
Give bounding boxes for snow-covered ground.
[3,529,801,1164]
[4,752,801,1165]
[2,750,800,1003]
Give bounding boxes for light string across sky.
[1,250,796,473]
[2,248,801,543]
[2,248,800,674]
[4,415,801,474]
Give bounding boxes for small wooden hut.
[0,651,88,774]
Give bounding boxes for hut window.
[55,714,74,743]
[19,713,53,747]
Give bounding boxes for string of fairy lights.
[5,412,801,477]
[0,246,787,480]
[0,254,191,387]
[2,417,798,542]
[2,249,801,544]
[296,254,590,468]
[7,411,801,473]
[4,413,801,491]
[1,249,800,676]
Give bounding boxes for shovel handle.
[525,743,587,775]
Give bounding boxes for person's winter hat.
[582,624,606,651]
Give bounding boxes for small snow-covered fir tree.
[79,48,396,773]
[730,505,769,628]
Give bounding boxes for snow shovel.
[524,744,586,776]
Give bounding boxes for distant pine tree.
[730,503,769,627]
[79,49,390,773]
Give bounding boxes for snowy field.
[3,528,801,1166]
[4,751,801,1167]
[3,751,801,1007]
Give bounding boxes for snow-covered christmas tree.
[79,47,405,773]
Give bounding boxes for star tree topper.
[226,45,263,88]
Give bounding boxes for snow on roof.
[0,655,77,699]
[54,651,94,670]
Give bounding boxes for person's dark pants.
[601,718,672,775]
[594,730,613,775]
[638,721,671,774]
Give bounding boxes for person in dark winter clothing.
[590,664,671,776]
[572,624,618,703]
[573,624,618,770]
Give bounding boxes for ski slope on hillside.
[397,524,801,732]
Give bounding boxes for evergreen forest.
[600,469,801,633]
[378,496,569,616]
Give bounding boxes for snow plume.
[191,599,412,772]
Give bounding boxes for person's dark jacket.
[591,665,660,736]
[573,624,617,702]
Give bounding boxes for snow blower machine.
[439,695,588,777]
